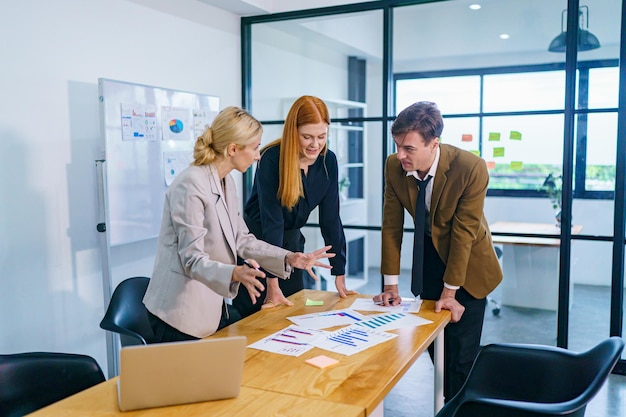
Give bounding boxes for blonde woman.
[233,96,356,319]
[144,106,334,343]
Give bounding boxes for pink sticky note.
[305,355,339,369]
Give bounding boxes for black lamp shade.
[548,32,568,52]
[579,30,601,50]
[548,29,601,52]
[548,6,601,53]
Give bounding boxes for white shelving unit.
[281,98,369,291]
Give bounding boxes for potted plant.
[541,173,562,227]
[338,175,351,201]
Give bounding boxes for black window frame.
[394,59,619,201]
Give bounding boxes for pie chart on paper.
[169,119,184,134]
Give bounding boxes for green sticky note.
[488,132,501,141]
[470,150,481,156]
[305,299,324,306]
[510,161,523,170]
[493,147,505,157]
[510,130,522,140]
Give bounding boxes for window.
[394,61,618,197]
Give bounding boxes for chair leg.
[487,297,501,316]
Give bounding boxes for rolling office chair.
[435,336,625,417]
[99,276,156,346]
[486,245,502,316]
[0,352,105,417]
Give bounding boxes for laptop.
[117,336,247,411]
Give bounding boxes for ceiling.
[195,0,619,66]
[196,0,372,16]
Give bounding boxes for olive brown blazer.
[381,144,502,299]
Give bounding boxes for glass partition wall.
[242,0,625,370]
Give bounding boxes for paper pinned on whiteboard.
[162,107,193,141]
[121,103,157,141]
[163,151,193,186]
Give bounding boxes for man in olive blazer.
[375,102,502,401]
[381,146,502,298]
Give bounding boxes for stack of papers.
[248,298,432,357]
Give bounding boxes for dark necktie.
[411,175,432,297]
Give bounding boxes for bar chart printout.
[287,309,368,329]
[311,326,397,356]
[248,325,328,356]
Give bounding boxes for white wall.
[0,0,241,373]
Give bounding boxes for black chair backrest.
[99,276,155,346]
[437,336,624,417]
[470,336,623,404]
[0,352,105,417]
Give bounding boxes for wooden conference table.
[29,290,451,417]
[28,381,364,417]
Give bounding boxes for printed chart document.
[287,309,368,330]
[248,325,327,357]
[350,297,422,313]
[352,312,432,332]
[311,326,397,356]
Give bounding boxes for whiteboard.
[98,78,220,246]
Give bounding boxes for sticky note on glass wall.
[486,161,496,169]
[510,131,522,140]
[510,161,523,170]
[462,134,473,142]
[470,150,480,156]
[493,147,505,157]
[489,132,501,141]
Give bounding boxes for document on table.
[350,297,422,313]
[311,326,397,356]
[287,309,368,329]
[248,325,328,357]
[352,312,432,332]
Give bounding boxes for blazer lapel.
[430,145,450,219]
[207,165,237,257]
[406,174,418,216]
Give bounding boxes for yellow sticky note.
[470,150,480,156]
[488,132,501,141]
[510,131,522,140]
[493,147,505,157]
[510,161,523,170]
[305,299,324,306]
[305,355,339,369]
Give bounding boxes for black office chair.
[0,352,105,417]
[435,336,625,417]
[100,276,156,346]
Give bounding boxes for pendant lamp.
[548,5,601,52]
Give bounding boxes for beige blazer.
[381,144,502,299]
[144,164,291,338]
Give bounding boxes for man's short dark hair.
[391,101,444,144]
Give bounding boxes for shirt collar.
[406,146,440,181]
